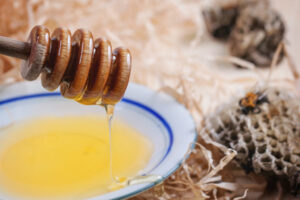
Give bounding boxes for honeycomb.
[205,87,300,194]
[229,1,285,67]
[202,0,238,40]
[202,0,285,67]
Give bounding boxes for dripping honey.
[0,115,152,199]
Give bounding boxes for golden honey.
[0,116,152,199]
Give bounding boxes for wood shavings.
[0,0,299,199]
[233,189,248,200]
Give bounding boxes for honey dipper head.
[101,47,131,105]
[21,26,50,81]
[20,25,132,105]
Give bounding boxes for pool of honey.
[0,116,153,199]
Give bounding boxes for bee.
[239,91,269,115]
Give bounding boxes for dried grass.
[0,0,298,199]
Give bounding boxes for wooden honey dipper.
[0,25,132,105]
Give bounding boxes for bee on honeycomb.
[238,91,269,115]
[205,87,300,195]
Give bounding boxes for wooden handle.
[0,36,31,60]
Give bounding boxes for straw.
[0,0,297,199]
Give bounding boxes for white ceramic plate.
[0,81,197,200]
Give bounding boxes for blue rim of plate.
[0,92,197,200]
